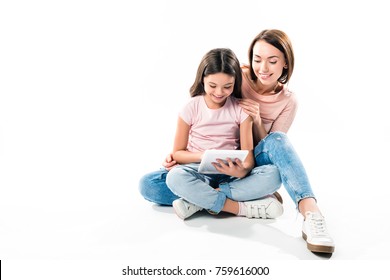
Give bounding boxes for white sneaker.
[302,211,335,253]
[172,198,203,220]
[243,194,283,219]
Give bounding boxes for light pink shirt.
[241,65,298,133]
[179,96,248,152]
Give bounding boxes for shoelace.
[308,213,329,237]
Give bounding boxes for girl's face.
[252,40,286,86]
[203,73,235,109]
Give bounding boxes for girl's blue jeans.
[139,132,315,210]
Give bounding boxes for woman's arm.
[239,99,267,143]
[269,99,297,133]
[171,117,203,164]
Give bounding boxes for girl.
[166,48,283,220]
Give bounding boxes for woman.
[139,29,335,254]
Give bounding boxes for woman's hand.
[238,99,261,125]
[162,154,178,171]
[239,98,268,142]
[212,158,249,178]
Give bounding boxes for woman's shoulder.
[280,85,298,107]
[240,65,255,90]
[241,63,250,70]
[241,64,251,77]
[281,85,296,98]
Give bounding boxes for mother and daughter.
[138,29,335,254]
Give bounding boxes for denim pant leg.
[254,132,316,207]
[166,164,227,213]
[218,165,282,201]
[138,169,179,205]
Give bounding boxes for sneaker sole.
[302,232,335,253]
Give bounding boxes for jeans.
[139,169,179,205]
[254,132,315,205]
[166,163,281,213]
[138,132,315,207]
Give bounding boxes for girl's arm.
[162,153,177,170]
[238,116,255,173]
[252,117,268,144]
[171,117,203,164]
[212,116,254,178]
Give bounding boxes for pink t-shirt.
[241,65,298,133]
[179,96,249,152]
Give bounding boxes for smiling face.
[252,40,287,87]
[203,73,235,109]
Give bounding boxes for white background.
[1,0,390,278]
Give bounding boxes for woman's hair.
[248,29,294,84]
[190,48,242,98]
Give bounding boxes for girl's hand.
[212,158,249,178]
[162,153,178,171]
[238,99,261,125]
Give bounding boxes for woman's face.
[203,73,235,109]
[252,40,286,86]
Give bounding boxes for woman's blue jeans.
[138,132,315,208]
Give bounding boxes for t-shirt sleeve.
[239,108,249,124]
[233,98,249,124]
[178,98,195,126]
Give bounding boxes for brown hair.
[190,48,242,98]
[248,29,294,84]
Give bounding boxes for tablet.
[198,150,249,174]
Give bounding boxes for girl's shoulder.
[229,96,241,105]
[182,95,205,111]
[228,96,246,112]
[184,95,203,105]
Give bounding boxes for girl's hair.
[190,48,242,98]
[248,29,294,84]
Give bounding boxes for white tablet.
[198,150,249,174]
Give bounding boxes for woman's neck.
[255,80,281,96]
[243,68,282,96]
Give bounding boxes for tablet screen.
[198,150,249,174]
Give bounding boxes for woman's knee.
[266,131,288,143]
[255,131,289,154]
[258,131,292,153]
